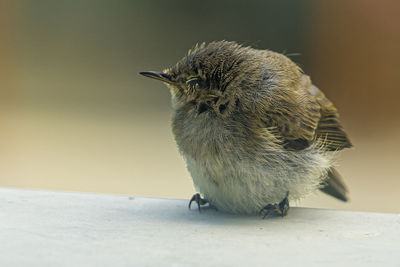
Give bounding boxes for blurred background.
[1,0,399,213]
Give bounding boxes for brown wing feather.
[264,75,352,201]
[309,80,352,151]
[269,75,352,151]
[263,76,321,150]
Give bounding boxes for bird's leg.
[259,191,290,218]
[188,193,209,212]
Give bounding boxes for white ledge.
[0,187,399,267]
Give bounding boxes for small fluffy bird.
[140,41,352,217]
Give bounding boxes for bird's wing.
[263,75,352,202]
[307,78,351,201]
[265,75,352,151]
[308,77,353,151]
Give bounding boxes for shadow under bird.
[140,41,352,217]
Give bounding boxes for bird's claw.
[188,193,208,212]
[259,192,290,218]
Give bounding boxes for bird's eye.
[186,77,201,90]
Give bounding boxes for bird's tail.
[319,168,349,202]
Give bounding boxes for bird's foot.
[259,192,290,218]
[188,193,214,212]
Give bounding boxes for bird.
[140,41,352,217]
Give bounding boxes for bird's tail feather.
[319,168,348,202]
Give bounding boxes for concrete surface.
[0,187,399,267]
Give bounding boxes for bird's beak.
[139,71,175,85]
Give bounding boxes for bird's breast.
[171,111,238,161]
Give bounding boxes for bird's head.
[140,41,302,118]
[140,41,268,117]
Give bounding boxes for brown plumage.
[258,70,352,201]
[270,75,352,201]
[140,41,352,215]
